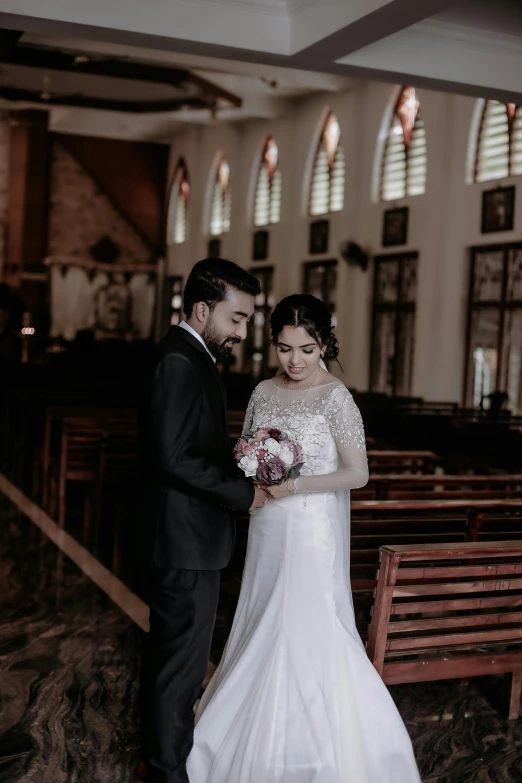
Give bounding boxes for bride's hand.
[263,479,295,500]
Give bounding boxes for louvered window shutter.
[210,180,223,236]
[476,101,510,182]
[270,168,282,224]
[511,107,522,176]
[310,145,330,216]
[381,117,407,201]
[329,146,345,212]
[254,166,270,227]
[407,112,427,196]
[173,194,186,244]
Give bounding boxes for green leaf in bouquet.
[288,463,304,479]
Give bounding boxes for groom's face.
[202,287,255,361]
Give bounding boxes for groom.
[137,258,267,783]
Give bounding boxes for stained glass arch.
[309,112,345,216]
[474,100,522,182]
[380,87,427,202]
[209,157,232,236]
[167,158,189,245]
[254,137,282,227]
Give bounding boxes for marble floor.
[1,489,522,783]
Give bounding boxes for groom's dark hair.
[183,258,261,318]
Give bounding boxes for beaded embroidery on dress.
[187,379,421,783]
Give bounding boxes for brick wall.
[47,141,153,265]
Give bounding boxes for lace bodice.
[243,378,369,493]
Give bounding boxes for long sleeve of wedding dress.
[293,383,369,493]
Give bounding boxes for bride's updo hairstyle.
[270,294,340,361]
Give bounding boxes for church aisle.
[1,488,522,783]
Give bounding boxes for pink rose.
[254,429,269,441]
[256,456,286,485]
[234,438,253,459]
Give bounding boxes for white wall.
[165,82,522,403]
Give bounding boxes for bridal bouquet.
[234,427,304,485]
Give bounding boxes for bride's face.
[275,325,322,382]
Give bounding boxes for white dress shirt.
[179,320,216,363]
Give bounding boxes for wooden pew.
[54,425,104,534]
[97,428,139,573]
[350,498,522,629]
[42,404,136,506]
[366,450,438,475]
[46,412,137,541]
[366,541,522,719]
[357,473,522,501]
[42,405,136,507]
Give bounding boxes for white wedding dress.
[187,378,421,783]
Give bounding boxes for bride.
[187,294,421,783]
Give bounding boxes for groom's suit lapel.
[169,326,228,417]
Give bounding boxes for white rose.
[265,438,281,456]
[279,447,294,467]
[239,455,258,478]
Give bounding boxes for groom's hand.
[250,486,269,510]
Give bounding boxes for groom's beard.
[202,319,241,362]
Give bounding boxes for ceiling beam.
[0,28,23,60]
[0,86,214,113]
[0,12,295,68]
[292,0,459,65]
[325,61,522,105]
[3,44,242,108]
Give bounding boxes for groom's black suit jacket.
[137,325,254,571]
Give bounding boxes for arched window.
[309,113,344,216]
[209,158,231,236]
[380,87,427,202]
[254,137,282,226]
[475,101,522,182]
[167,159,189,245]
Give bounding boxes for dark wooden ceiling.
[0,30,242,113]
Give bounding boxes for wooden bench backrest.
[61,426,105,478]
[366,450,438,475]
[366,541,522,688]
[357,474,522,501]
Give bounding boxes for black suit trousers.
[140,568,221,783]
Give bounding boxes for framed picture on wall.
[253,230,269,261]
[481,186,515,233]
[309,220,330,255]
[208,238,221,258]
[382,207,409,247]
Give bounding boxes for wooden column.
[4,110,50,327]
